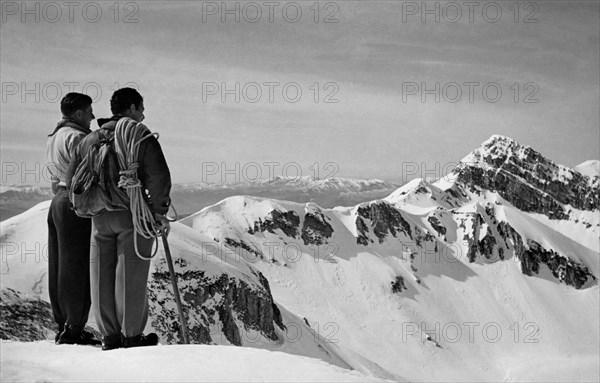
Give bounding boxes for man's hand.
[154,213,171,237]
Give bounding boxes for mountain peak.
[481,134,519,147]
[462,135,530,168]
[454,135,599,219]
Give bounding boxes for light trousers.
[90,210,154,337]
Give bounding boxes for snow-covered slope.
[575,160,600,179]
[0,201,400,381]
[0,342,389,382]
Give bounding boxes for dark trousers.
[91,210,154,338]
[47,188,92,331]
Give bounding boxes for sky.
[1,0,598,185]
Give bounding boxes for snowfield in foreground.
[0,342,388,383]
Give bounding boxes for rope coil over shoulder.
[114,117,163,260]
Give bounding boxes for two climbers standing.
[49,88,172,350]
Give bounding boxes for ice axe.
[161,228,190,344]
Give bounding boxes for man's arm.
[138,136,172,215]
[65,142,83,191]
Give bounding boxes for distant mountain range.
[0,186,54,221]
[170,176,399,218]
[0,177,399,221]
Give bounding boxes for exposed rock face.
[478,227,497,260]
[356,202,412,244]
[464,213,484,262]
[427,216,447,240]
[413,227,436,249]
[225,237,263,260]
[252,209,300,238]
[149,257,284,345]
[0,288,101,342]
[301,209,334,246]
[481,221,595,289]
[356,216,371,245]
[497,221,526,256]
[517,240,595,289]
[454,136,599,219]
[0,288,55,341]
[451,209,595,289]
[391,276,407,293]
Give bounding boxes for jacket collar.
[97,116,124,131]
[48,118,92,137]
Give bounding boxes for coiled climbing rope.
[113,117,164,260]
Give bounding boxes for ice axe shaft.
[162,234,190,344]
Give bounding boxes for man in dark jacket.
[47,93,99,345]
[67,88,171,350]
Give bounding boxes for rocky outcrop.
[149,257,284,345]
[478,227,497,260]
[356,216,371,245]
[481,221,595,289]
[356,202,412,244]
[391,276,407,293]
[247,206,335,246]
[0,288,100,342]
[224,237,264,260]
[517,240,595,289]
[427,216,447,240]
[0,288,55,341]
[465,213,484,262]
[301,210,334,246]
[252,209,300,238]
[456,165,573,219]
[413,227,437,249]
[497,221,525,256]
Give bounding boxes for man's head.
[60,93,94,129]
[110,88,145,122]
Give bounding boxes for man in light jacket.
[47,92,99,345]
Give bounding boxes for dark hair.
[60,93,92,117]
[110,88,143,115]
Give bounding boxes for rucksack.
[69,129,129,217]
